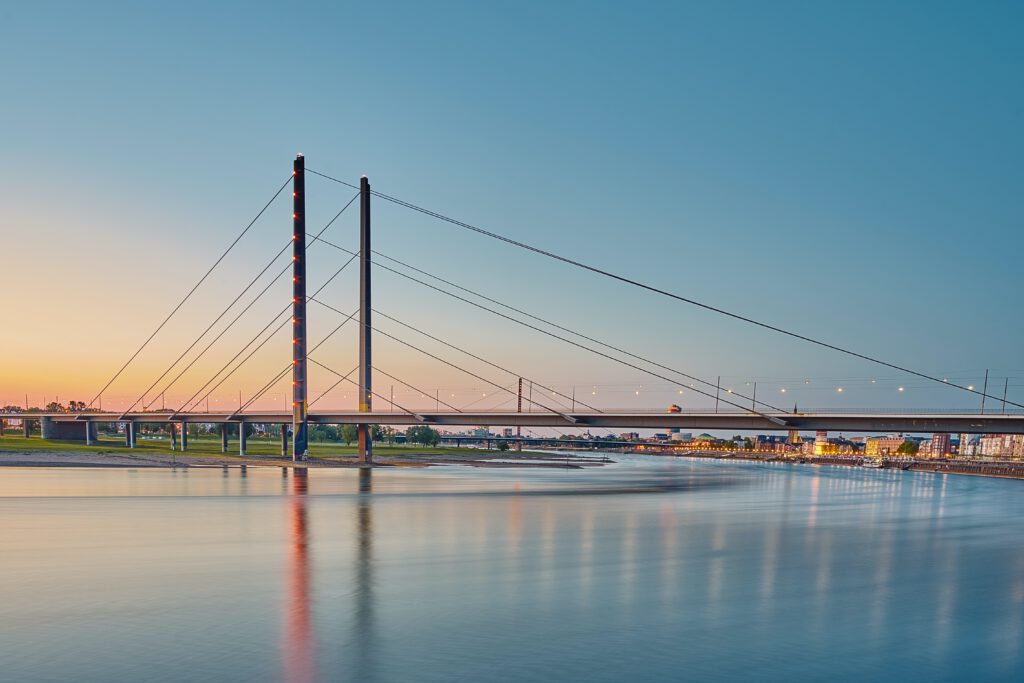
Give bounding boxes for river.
[1,456,1022,682]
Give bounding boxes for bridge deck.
[3,411,1024,434]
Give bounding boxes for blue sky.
[1,1,1022,415]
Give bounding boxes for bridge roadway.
[4,411,1024,434]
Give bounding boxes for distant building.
[930,433,951,458]
[1011,435,1024,459]
[980,435,1004,458]
[814,430,828,455]
[865,435,905,456]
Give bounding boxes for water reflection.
[2,460,1023,682]
[283,468,312,683]
[353,467,375,681]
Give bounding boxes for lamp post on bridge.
[292,154,309,461]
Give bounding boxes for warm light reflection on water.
[1,457,1022,682]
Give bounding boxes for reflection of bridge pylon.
[283,468,312,683]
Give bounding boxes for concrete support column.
[239,423,248,456]
[180,422,188,451]
[220,423,228,453]
[281,426,289,457]
[126,422,136,448]
[85,421,93,445]
[23,419,31,438]
[1,418,5,437]
[170,422,177,451]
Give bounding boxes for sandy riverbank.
[0,448,613,469]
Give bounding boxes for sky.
[1,1,1022,418]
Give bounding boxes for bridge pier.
[125,422,136,448]
[23,419,31,438]
[239,423,248,456]
[39,416,98,442]
[170,422,177,450]
[220,423,228,453]
[180,422,188,451]
[281,426,289,457]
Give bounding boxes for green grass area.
[0,430,493,459]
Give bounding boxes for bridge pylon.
[358,175,373,466]
[292,154,309,461]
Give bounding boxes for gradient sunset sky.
[1,1,1022,415]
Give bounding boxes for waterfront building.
[865,435,905,456]
[814,430,828,455]
[930,433,951,458]
[980,435,1004,458]
[1011,435,1024,459]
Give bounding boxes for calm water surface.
[1,456,1022,682]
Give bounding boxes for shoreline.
[0,448,612,470]
[3,443,1022,480]
[643,449,1024,480]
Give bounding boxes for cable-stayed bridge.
[4,155,1022,464]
